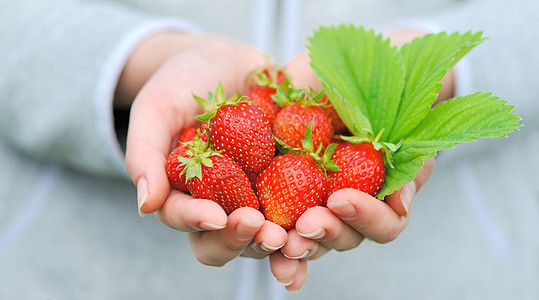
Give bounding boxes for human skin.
[272,27,448,291]
[119,30,442,292]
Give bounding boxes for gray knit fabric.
[0,0,537,299]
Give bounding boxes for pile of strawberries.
[165,67,385,230]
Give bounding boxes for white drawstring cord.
[0,162,61,256]
[456,160,515,262]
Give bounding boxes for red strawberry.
[244,170,260,194]
[262,68,288,86]
[165,144,192,192]
[271,104,333,152]
[209,101,275,173]
[187,153,260,214]
[246,86,281,124]
[177,126,198,143]
[332,139,353,155]
[175,124,208,148]
[245,66,291,124]
[246,66,289,88]
[167,127,210,192]
[315,94,348,134]
[256,154,328,230]
[327,142,385,196]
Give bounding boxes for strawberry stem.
[373,128,385,144]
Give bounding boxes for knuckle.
[335,238,362,251]
[223,240,248,253]
[379,226,402,244]
[194,242,245,267]
[195,252,226,267]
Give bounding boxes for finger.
[269,251,309,291]
[157,190,227,232]
[412,157,436,191]
[383,27,427,48]
[242,220,288,259]
[284,50,322,90]
[125,71,200,215]
[280,228,330,261]
[188,207,265,266]
[385,157,435,216]
[126,41,268,215]
[285,259,308,293]
[326,188,409,244]
[294,206,365,252]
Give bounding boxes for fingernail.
[199,221,226,231]
[236,218,264,240]
[298,228,325,240]
[137,177,148,217]
[400,181,417,215]
[260,241,284,252]
[327,200,356,218]
[283,249,310,259]
[277,278,294,287]
[253,241,285,254]
[251,242,264,254]
[287,285,303,293]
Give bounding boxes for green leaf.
[308,25,520,199]
[388,31,486,143]
[408,92,521,142]
[377,140,438,198]
[308,25,405,139]
[377,92,521,198]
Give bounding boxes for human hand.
[269,158,435,291]
[272,34,443,290]
[123,32,287,266]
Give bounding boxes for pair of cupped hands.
[117,31,435,292]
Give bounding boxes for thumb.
[384,157,435,217]
[125,97,178,215]
[125,68,202,214]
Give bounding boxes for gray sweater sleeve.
[0,0,197,178]
[415,0,539,162]
[426,0,539,124]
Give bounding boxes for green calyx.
[275,118,340,173]
[177,129,221,181]
[272,87,306,108]
[248,65,292,90]
[339,128,402,168]
[271,86,327,109]
[194,82,243,122]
